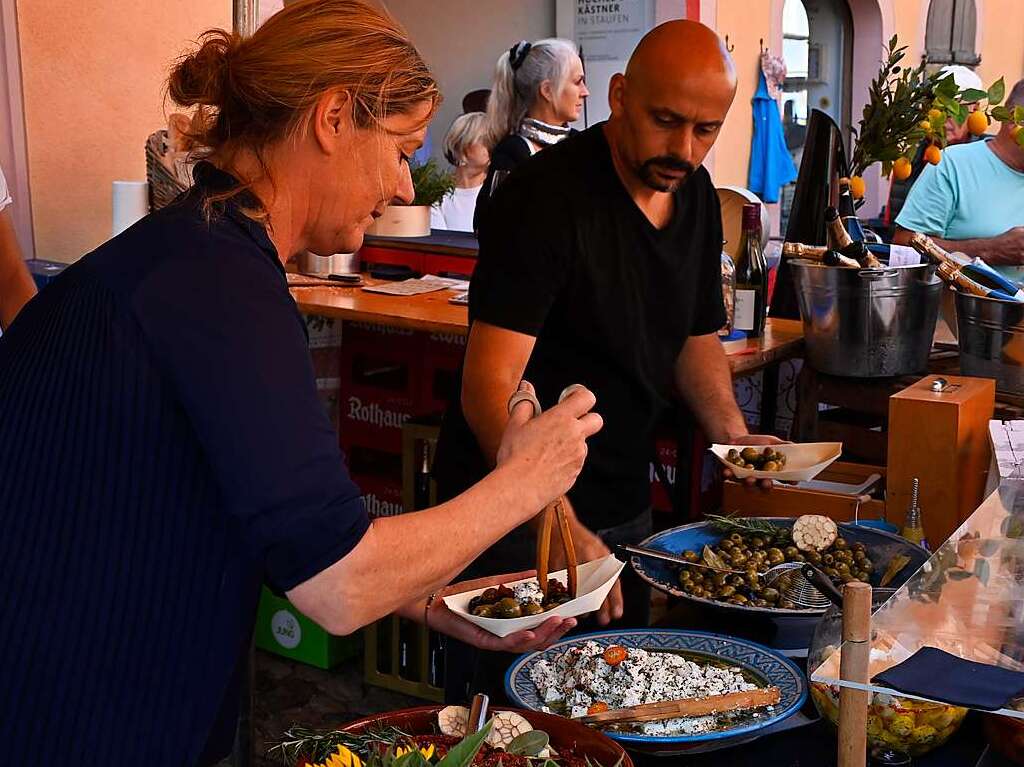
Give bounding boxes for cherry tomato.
[602,645,628,666]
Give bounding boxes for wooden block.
[722,463,887,521]
[887,375,995,544]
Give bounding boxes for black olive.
[481,588,499,603]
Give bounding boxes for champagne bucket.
[956,290,1024,395]
[790,261,941,377]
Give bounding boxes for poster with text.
[575,0,654,62]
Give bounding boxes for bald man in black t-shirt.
[435,20,781,700]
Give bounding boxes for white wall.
[383,0,557,164]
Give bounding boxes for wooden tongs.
[507,383,584,601]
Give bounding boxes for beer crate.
[254,586,361,669]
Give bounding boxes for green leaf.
[1015,106,1024,123]
[960,88,988,103]
[506,731,549,757]
[934,74,959,98]
[988,77,1006,105]
[437,722,493,767]
[992,106,1012,122]
[410,158,455,207]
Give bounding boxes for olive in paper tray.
[443,555,626,638]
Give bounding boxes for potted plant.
[367,158,454,238]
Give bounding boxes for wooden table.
[290,275,805,381]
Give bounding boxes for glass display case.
[810,479,1024,727]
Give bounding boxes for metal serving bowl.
[629,518,929,655]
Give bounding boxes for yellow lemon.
[848,175,866,199]
[966,110,989,135]
[892,157,913,181]
[923,145,942,165]
[928,108,943,121]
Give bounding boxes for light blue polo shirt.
[896,139,1024,281]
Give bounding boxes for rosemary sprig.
[704,513,781,537]
[267,724,413,765]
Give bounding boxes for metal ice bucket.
[956,290,1024,395]
[790,261,942,377]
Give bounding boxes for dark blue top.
[0,163,369,765]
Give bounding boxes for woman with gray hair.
[431,111,490,232]
[474,38,588,230]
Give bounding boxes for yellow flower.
[310,744,363,767]
[395,744,436,761]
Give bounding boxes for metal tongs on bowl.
[507,383,583,601]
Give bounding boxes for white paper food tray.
[710,442,843,482]
[442,555,625,638]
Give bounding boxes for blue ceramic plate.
[505,629,807,747]
[630,519,929,616]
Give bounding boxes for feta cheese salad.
[529,641,776,737]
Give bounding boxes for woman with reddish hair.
[0,2,601,763]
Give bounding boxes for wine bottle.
[734,203,768,338]
[782,242,860,268]
[837,178,867,242]
[908,233,1024,301]
[900,478,930,551]
[825,207,882,268]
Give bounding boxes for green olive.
[806,550,822,565]
[719,539,735,552]
[779,599,796,609]
[762,461,779,472]
[719,585,736,598]
[822,553,835,566]
[767,548,785,566]
[792,552,806,562]
[762,587,780,603]
[834,537,849,550]
[473,604,496,618]
[681,581,696,593]
[691,572,705,584]
[861,559,874,573]
[750,536,766,549]
[835,562,851,575]
[840,573,855,584]
[713,572,729,586]
[678,569,692,583]
[727,449,741,462]
[784,546,800,560]
[522,602,544,615]
[753,599,769,608]
[823,567,839,579]
[691,586,706,598]
[730,552,748,567]
[740,447,761,463]
[496,598,523,618]
[682,550,699,563]
[730,574,746,588]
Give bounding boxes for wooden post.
[837,581,872,767]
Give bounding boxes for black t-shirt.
[434,123,725,531]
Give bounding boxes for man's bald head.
[626,20,736,90]
[607,20,737,193]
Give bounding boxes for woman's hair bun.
[168,30,240,109]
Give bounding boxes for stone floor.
[245,649,423,766]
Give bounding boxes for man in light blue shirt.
[895,79,1024,282]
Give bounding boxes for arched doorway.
[779,0,854,233]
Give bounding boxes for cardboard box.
[254,586,361,669]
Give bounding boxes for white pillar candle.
[112,180,149,236]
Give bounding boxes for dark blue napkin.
[872,646,1024,710]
